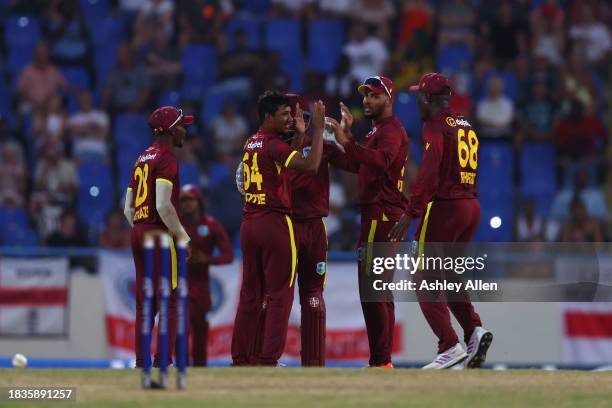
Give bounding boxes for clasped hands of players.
[324,102,353,147]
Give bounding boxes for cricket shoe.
[422,343,467,369]
[465,327,493,369]
[368,362,394,369]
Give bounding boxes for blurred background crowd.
[0,0,610,252]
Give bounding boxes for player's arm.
[123,188,134,227]
[332,103,400,171]
[278,101,326,175]
[406,123,443,217]
[290,103,307,151]
[155,180,190,243]
[209,219,234,265]
[327,143,360,173]
[389,124,443,241]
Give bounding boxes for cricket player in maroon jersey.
[389,73,493,369]
[123,106,202,367]
[179,184,233,366]
[231,91,326,366]
[285,94,358,366]
[329,76,409,368]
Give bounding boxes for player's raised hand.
[311,100,326,133]
[339,102,353,132]
[388,214,413,242]
[294,103,306,135]
[325,117,350,146]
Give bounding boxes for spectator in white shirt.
[212,102,248,162]
[569,5,612,64]
[476,77,515,138]
[68,92,110,161]
[343,25,389,84]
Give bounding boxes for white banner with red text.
[0,257,69,336]
[99,251,403,362]
[560,257,612,364]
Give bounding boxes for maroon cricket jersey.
[128,140,179,227]
[344,115,409,220]
[407,108,479,218]
[290,138,358,221]
[242,128,298,217]
[183,214,233,311]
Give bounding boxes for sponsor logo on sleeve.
[316,262,326,275]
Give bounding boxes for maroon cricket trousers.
[294,217,327,366]
[231,211,297,365]
[358,208,397,366]
[415,198,483,353]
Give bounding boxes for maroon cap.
[148,106,194,133]
[180,184,202,201]
[358,76,396,102]
[409,73,451,95]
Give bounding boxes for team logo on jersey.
[445,117,456,127]
[316,262,326,275]
[197,225,209,237]
[247,140,263,150]
[308,296,320,308]
[302,146,311,157]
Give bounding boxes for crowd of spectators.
[0,0,610,250]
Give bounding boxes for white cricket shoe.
[465,327,493,369]
[422,343,467,369]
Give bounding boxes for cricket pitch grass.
[2,368,611,407]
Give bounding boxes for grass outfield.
[1,368,611,407]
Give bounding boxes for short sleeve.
[155,152,178,186]
[267,138,299,168]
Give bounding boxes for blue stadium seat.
[265,19,303,91]
[80,0,109,23]
[393,92,421,139]
[60,67,91,112]
[478,142,514,198]
[157,90,181,108]
[94,45,117,91]
[0,76,11,122]
[266,19,300,52]
[207,162,231,189]
[0,207,28,229]
[180,163,200,186]
[410,139,423,165]
[240,0,271,14]
[480,71,519,101]
[2,223,39,246]
[519,143,556,217]
[181,45,218,101]
[89,15,125,47]
[225,17,262,50]
[437,45,473,74]
[113,114,151,181]
[5,16,40,48]
[201,87,229,128]
[308,19,345,73]
[78,162,114,230]
[8,47,33,81]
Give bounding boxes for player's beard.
[364,103,385,121]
